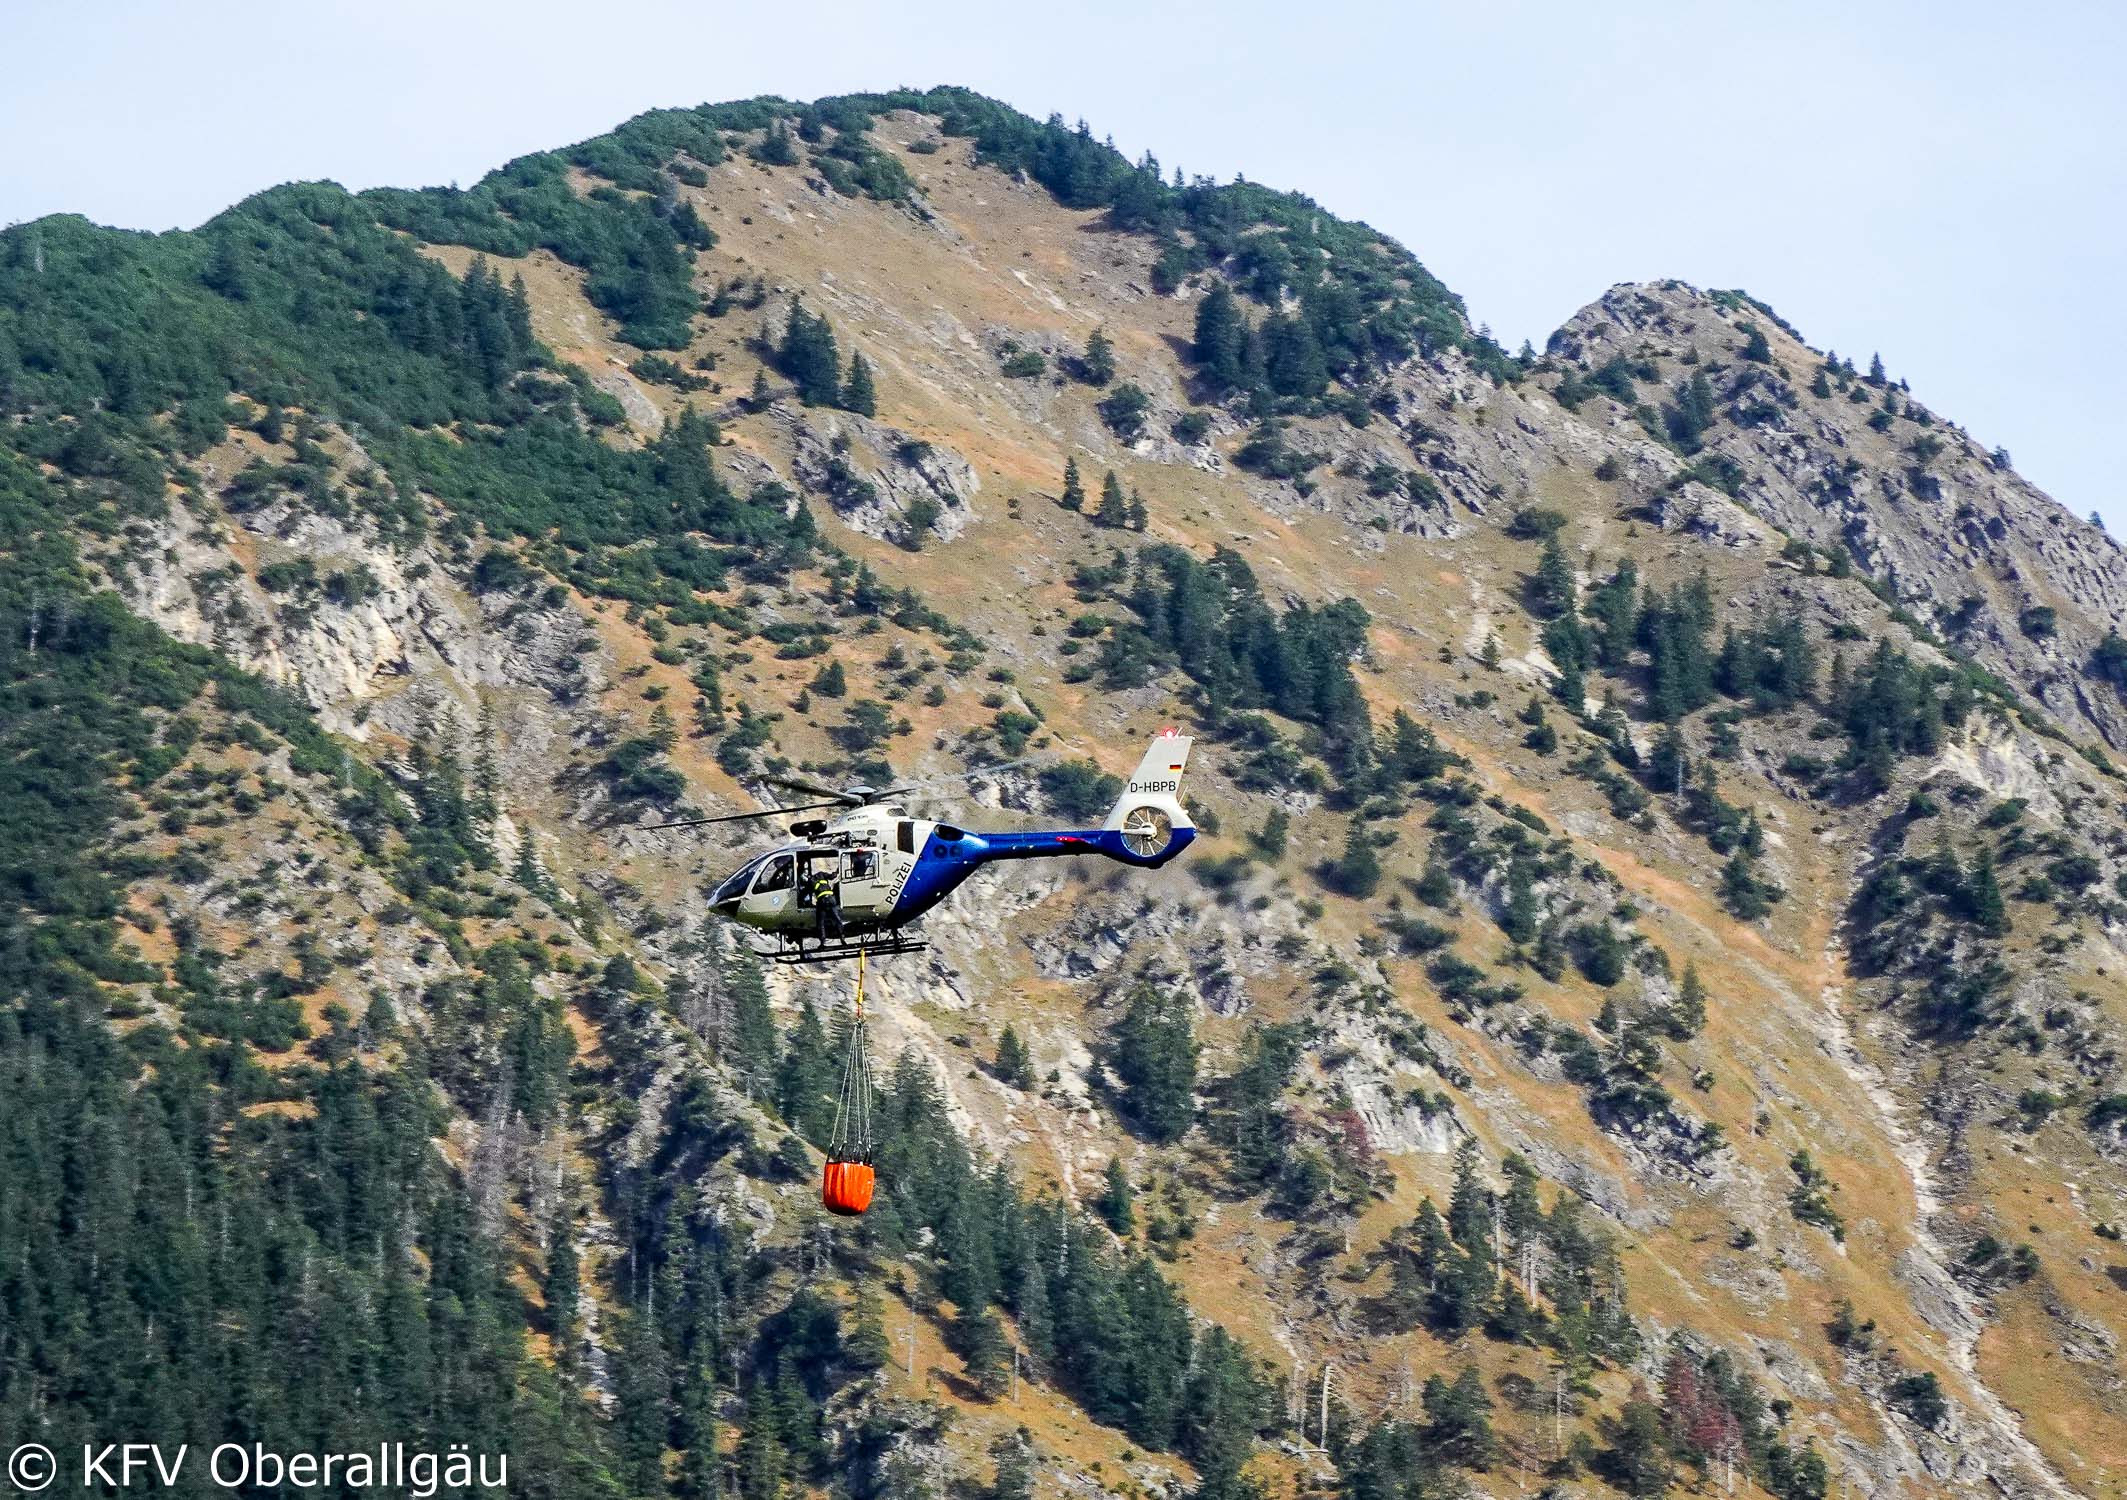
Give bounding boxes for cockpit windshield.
[710,856,766,906]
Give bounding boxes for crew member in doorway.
[805,860,843,945]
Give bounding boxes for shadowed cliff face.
[9,90,2125,1499]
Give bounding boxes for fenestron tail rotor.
[1120,805,1173,858]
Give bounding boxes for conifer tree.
[1059,455,1085,510]
[1607,1398,1674,1497]
[1670,961,1708,1038]
[1081,325,1116,385]
[1096,1156,1136,1234]
[512,828,551,897]
[1533,535,1576,617]
[845,1287,891,1372]
[841,351,877,416]
[1422,1364,1498,1470]
[1107,985,1199,1142]
[1128,488,1149,531]
[1321,819,1382,898]
[996,1023,1034,1088]
[752,119,800,166]
[734,1383,786,1500]
[613,1309,674,1496]
[989,1434,1037,1500]
[1965,850,2008,935]
[1649,724,1688,794]
[954,1307,1013,1399]
[1191,281,1249,393]
[544,1211,581,1356]
[777,999,840,1142]
[723,948,778,1095]
[776,301,841,405]
[1096,468,1130,528]
[1262,313,1328,397]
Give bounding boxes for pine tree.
[752,119,800,166]
[1250,807,1289,861]
[1533,535,1576,617]
[1965,850,2008,935]
[776,999,840,1143]
[845,1287,891,1372]
[1191,281,1249,393]
[1096,1156,1135,1234]
[1649,725,1688,793]
[1321,820,1382,898]
[1666,369,1717,452]
[1095,469,1130,529]
[544,1211,581,1356]
[675,1371,721,1500]
[1422,1364,1498,1470]
[735,1383,786,1500]
[1059,456,1085,511]
[1447,1138,1491,1250]
[1127,488,1149,531]
[841,352,877,416]
[1262,313,1329,397]
[613,1308,674,1497]
[1669,962,1708,1039]
[1107,984,1199,1142]
[749,365,773,408]
[724,948,778,1095]
[996,1024,1034,1088]
[954,1307,1012,1399]
[1721,850,1775,920]
[1500,1153,1544,1251]
[1178,1327,1264,1498]
[777,301,841,404]
[1081,326,1116,385]
[989,1433,1036,1500]
[1607,1398,1674,1497]
[512,829,551,897]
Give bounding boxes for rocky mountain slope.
[5,87,2125,1500]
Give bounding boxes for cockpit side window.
[754,854,795,894]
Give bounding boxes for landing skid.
[758,932,929,967]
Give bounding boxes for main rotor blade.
[878,753,1054,799]
[764,772,861,803]
[638,798,850,831]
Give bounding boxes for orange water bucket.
[823,1158,875,1216]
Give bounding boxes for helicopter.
[650,729,1196,964]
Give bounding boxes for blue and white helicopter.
[656,730,1196,964]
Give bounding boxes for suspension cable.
[828,947,872,1161]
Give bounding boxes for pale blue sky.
[5,1,2120,527]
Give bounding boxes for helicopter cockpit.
[709,843,889,920]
